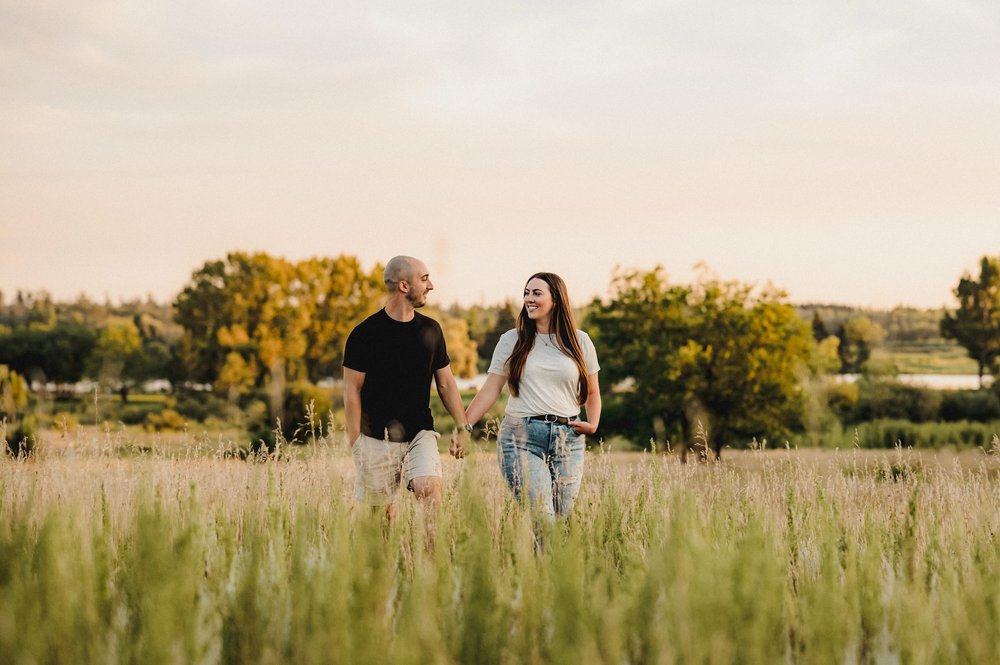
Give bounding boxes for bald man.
[343,256,468,517]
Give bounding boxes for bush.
[119,403,161,426]
[5,413,37,457]
[281,382,335,442]
[1,365,34,457]
[850,380,941,424]
[596,394,685,450]
[940,390,1000,422]
[144,409,187,432]
[173,392,239,423]
[849,418,1000,449]
[826,381,859,423]
[250,383,336,452]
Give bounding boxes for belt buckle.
[543,414,558,423]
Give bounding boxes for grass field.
[4,432,1000,664]
[875,341,979,375]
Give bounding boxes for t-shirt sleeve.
[487,330,517,376]
[432,321,450,371]
[342,326,370,372]
[580,331,600,374]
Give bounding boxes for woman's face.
[523,277,555,325]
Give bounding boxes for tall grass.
[3,439,1000,663]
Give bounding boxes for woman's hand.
[568,420,597,435]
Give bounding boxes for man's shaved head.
[384,256,420,291]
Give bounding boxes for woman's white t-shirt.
[487,329,600,418]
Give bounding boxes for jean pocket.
[499,416,527,445]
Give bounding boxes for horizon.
[0,252,978,313]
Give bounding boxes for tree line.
[3,253,999,453]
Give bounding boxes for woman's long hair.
[506,272,589,405]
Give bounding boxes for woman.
[465,272,601,518]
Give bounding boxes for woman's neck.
[535,319,551,335]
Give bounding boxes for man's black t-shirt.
[343,309,450,441]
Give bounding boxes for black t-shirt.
[343,309,450,441]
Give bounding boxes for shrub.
[120,403,161,426]
[144,409,187,432]
[173,392,238,423]
[249,382,336,452]
[849,418,1000,449]
[1,365,34,457]
[281,382,335,442]
[940,390,1000,422]
[825,381,859,422]
[851,380,941,424]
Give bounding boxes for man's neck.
[384,296,416,322]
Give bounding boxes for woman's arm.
[464,373,507,426]
[569,372,601,435]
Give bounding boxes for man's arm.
[343,367,366,446]
[434,364,469,458]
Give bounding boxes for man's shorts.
[351,429,442,505]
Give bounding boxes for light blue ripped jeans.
[497,415,586,519]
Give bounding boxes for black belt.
[528,414,571,425]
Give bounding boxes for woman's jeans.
[497,415,585,519]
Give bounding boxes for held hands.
[449,427,468,459]
[568,420,598,435]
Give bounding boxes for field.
[4,432,1000,664]
[874,341,979,376]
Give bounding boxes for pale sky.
[2,1,998,310]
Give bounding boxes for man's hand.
[449,428,467,459]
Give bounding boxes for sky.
[2,0,998,310]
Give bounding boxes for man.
[343,255,469,517]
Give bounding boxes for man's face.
[403,261,433,308]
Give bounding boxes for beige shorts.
[351,430,442,505]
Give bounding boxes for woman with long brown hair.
[464,272,601,518]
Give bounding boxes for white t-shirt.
[487,329,600,418]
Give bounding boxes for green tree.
[0,322,97,388]
[173,252,388,441]
[298,256,384,382]
[941,256,1000,388]
[424,307,479,379]
[175,252,386,390]
[86,318,144,402]
[836,316,886,374]
[1,364,35,456]
[477,301,518,368]
[811,310,829,342]
[173,258,232,385]
[588,268,813,459]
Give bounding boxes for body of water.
[839,374,992,390]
